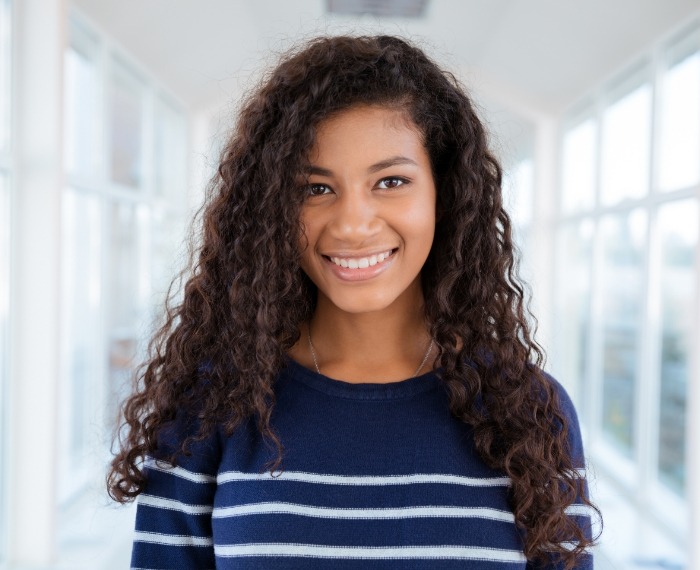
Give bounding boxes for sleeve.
[526,374,596,570]
[130,413,221,570]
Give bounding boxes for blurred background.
[0,0,699,568]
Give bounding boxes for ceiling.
[72,0,699,117]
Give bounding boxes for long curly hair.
[108,34,597,567]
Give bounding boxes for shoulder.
[152,405,223,474]
[540,370,586,467]
[541,371,580,424]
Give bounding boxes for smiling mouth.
[322,247,398,269]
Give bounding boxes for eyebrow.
[304,155,418,177]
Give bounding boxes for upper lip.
[322,247,397,259]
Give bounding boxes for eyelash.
[305,177,409,197]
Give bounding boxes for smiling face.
[298,105,437,316]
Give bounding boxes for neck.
[301,284,434,382]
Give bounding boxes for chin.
[325,289,403,315]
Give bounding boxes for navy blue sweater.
[131,357,593,569]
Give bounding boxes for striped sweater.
[131,356,593,569]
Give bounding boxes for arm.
[130,415,220,570]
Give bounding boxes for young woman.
[109,35,598,569]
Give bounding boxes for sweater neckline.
[282,355,443,400]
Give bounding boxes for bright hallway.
[0,1,699,568]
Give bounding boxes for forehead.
[308,105,426,163]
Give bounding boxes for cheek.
[402,194,436,242]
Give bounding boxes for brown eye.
[377,177,407,189]
[307,183,331,196]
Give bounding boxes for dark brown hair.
[108,35,598,567]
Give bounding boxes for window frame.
[58,8,190,506]
[553,18,700,562]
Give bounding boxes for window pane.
[109,62,143,189]
[64,43,99,176]
[555,219,594,411]
[151,207,184,306]
[562,119,596,213]
[503,158,534,227]
[154,98,187,200]
[658,51,700,192]
[60,189,102,466]
[0,0,10,154]
[107,201,149,428]
[599,209,646,455]
[656,199,698,495]
[503,158,534,281]
[601,84,652,206]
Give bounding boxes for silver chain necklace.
[306,326,434,378]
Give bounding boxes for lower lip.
[322,249,397,282]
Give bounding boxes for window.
[658,45,700,192]
[151,96,188,303]
[154,96,187,200]
[598,209,646,457]
[561,119,596,214]
[106,200,149,427]
[600,81,652,206]
[554,219,594,413]
[109,59,144,189]
[503,156,535,280]
[59,189,102,485]
[59,12,189,504]
[554,23,700,567]
[655,199,697,494]
[64,27,100,178]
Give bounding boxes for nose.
[328,188,381,240]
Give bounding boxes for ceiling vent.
[326,0,429,19]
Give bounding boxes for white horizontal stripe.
[554,541,579,552]
[133,530,213,547]
[217,470,511,487]
[214,543,526,562]
[138,493,213,515]
[213,502,514,522]
[565,504,593,517]
[144,456,216,484]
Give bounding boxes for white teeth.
[329,249,394,269]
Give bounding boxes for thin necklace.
[306,326,434,378]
